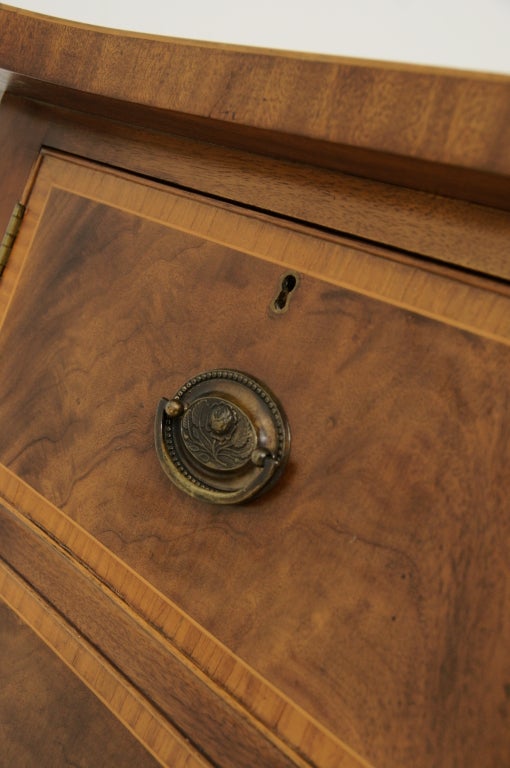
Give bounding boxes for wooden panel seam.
[0,558,212,768]
[4,151,509,347]
[0,95,47,243]
[34,97,510,277]
[0,466,372,768]
[1,93,506,276]
[0,501,305,768]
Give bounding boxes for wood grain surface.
[0,96,44,241]
[0,506,311,768]
[1,5,510,207]
[0,465,371,768]
[0,598,166,768]
[1,153,509,767]
[4,152,508,343]
[41,99,510,281]
[3,94,510,284]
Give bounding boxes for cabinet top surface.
[1,3,510,182]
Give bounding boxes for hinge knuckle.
[0,202,25,279]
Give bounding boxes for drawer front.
[1,152,509,768]
[0,599,164,768]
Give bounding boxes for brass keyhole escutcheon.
[155,369,291,504]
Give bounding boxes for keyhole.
[272,273,298,313]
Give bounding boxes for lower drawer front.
[1,152,509,768]
[0,600,161,768]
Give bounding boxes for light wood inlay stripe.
[19,152,510,345]
[0,560,212,768]
[0,464,372,768]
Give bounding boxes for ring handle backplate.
[154,369,291,504]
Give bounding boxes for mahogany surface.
[1,6,510,768]
[0,601,162,768]
[1,153,509,767]
[1,5,510,208]
[1,93,510,284]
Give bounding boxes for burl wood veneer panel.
[0,160,509,768]
[0,601,160,768]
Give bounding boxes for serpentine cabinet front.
[1,150,509,768]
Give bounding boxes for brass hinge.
[0,202,26,280]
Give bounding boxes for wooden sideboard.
[1,6,510,767]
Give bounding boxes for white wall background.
[12,0,510,74]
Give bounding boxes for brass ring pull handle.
[154,369,291,504]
